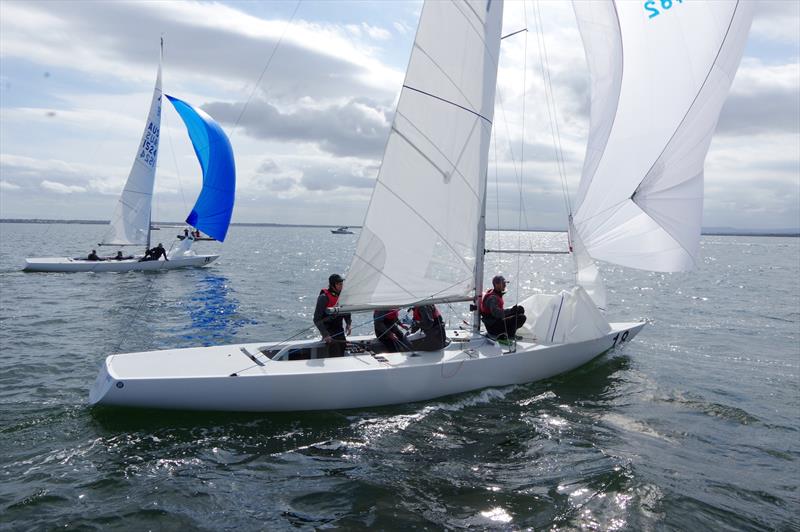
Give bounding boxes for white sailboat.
[24,43,236,273]
[89,0,753,411]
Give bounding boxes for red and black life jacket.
[412,305,442,323]
[479,289,504,316]
[321,288,339,308]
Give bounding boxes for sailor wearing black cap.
[479,275,526,339]
[313,273,352,357]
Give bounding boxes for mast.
[147,36,164,252]
[472,181,487,333]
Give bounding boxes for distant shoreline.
[1,219,797,237]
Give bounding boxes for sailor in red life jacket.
[480,275,526,339]
[313,273,352,357]
[373,308,411,352]
[407,304,447,351]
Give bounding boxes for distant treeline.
[1,219,797,237]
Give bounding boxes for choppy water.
[0,222,798,530]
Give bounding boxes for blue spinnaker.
[166,95,235,242]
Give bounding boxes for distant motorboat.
[331,226,354,234]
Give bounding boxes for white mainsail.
[100,58,163,246]
[572,0,754,272]
[338,0,504,310]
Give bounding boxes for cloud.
[0,1,404,102]
[300,167,374,191]
[716,59,800,136]
[0,180,21,190]
[40,180,86,194]
[750,0,800,45]
[204,97,391,158]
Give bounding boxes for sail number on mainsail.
[644,0,684,20]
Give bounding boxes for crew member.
[408,304,447,351]
[313,274,352,357]
[480,275,526,339]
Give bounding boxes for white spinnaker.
[101,63,162,246]
[570,218,607,310]
[339,0,503,310]
[572,0,753,272]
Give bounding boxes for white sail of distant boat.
[100,59,163,248]
[24,41,236,273]
[89,0,753,412]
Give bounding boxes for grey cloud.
[269,177,296,191]
[204,98,391,158]
[716,89,800,136]
[16,2,397,103]
[300,167,374,191]
[257,159,280,174]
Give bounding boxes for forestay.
[339,0,504,311]
[572,0,753,272]
[166,95,236,242]
[100,61,162,246]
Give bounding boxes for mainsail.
[572,0,754,272]
[166,95,236,242]
[100,59,163,246]
[338,0,504,311]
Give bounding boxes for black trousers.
[484,307,527,337]
[326,331,347,357]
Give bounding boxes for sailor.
[374,308,411,352]
[87,249,101,261]
[151,243,169,261]
[480,275,526,339]
[407,304,447,351]
[313,274,352,357]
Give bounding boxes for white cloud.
[0,180,20,190]
[40,180,86,194]
[750,0,800,45]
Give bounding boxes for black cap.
[329,273,345,285]
[492,275,506,285]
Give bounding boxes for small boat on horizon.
[330,226,354,234]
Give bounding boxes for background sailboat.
[23,46,236,273]
[89,0,753,412]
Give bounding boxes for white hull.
[89,322,645,412]
[23,255,218,272]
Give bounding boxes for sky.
[0,0,798,231]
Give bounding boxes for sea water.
[0,222,797,530]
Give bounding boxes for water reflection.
[181,273,256,346]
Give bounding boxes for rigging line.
[532,2,567,215]
[403,85,491,124]
[492,129,501,270]
[514,0,530,317]
[159,41,188,218]
[502,28,528,40]
[162,100,188,216]
[112,274,159,353]
[532,0,570,220]
[534,0,572,215]
[229,0,302,139]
